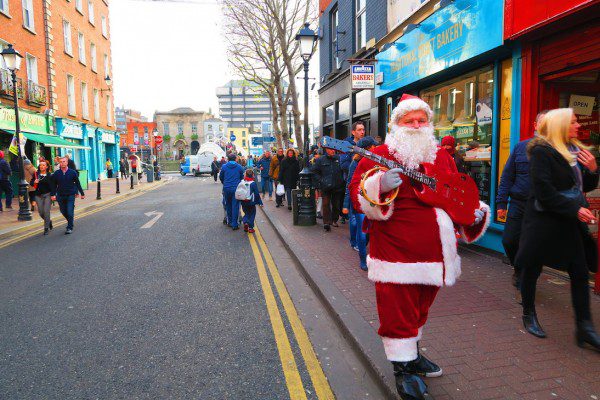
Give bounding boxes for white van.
[195,151,215,176]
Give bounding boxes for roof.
[154,107,208,115]
[204,118,224,123]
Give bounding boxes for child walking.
[241,169,263,233]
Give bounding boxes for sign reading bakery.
[351,65,375,90]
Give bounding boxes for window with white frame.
[78,32,86,64]
[75,0,83,13]
[63,20,72,55]
[22,0,34,30]
[162,122,170,135]
[106,95,112,125]
[67,74,76,115]
[101,15,108,37]
[0,0,9,14]
[177,122,183,134]
[88,1,94,24]
[103,53,109,77]
[90,43,97,72]
[81,82,89,119]
[330,7,340,70]
[25,54,37,84]
[93,88,99,121]
[191,123,197,135]
[355,0,366,51]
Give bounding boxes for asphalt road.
[0,176,387,400]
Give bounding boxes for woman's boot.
[522,307,546,338]
[576,320,600,351]
[392,362,428,400]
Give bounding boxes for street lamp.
[287,98,293,145]
[295,22,318,226]
[0,44,31,221]
[152,128,158,162]
[100,75,112,93]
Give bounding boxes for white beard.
[385,123,438,170]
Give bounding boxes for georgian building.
[153,107,213,159]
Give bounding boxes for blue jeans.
[241,202,256,229]
[261,176,272,197]
[349,207,367,265]
[57,194,75,230]
[0,180,13,209]
[223,188,240,228]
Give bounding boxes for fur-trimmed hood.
[526,136,550,158]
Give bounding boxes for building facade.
[154,107,213,159]
[122,121,156,161]
[116,106,146,135]
[203,117,227,144]
[216,80,279,129]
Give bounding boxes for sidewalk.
[0,175,168,239]
[260,200,600,400]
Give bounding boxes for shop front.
[375,0,517,251]
[0,105,53,164]
[97,128,119,178]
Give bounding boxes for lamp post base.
[17,179,32,221]
[296,167,316,226]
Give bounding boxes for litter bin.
[145,166,154,183]
[292,188,300,225]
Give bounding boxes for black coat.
[311,154,345,192]
[278,156,300,189]
[515,137,599,270]
[30,172,55,197]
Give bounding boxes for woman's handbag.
[534,186,585,212]
[276,183,285,196]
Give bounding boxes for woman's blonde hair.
[537,108,586,164]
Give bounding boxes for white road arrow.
[141,211,164,229]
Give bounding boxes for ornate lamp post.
[295,23,318,226]
[1,44,31,221]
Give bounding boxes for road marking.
[254,229,335,400]
[248,234,308,400]
[141,211,164,229]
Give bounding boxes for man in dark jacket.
[278,149,300,210]
[257,151,273,200]
[311,148,345,231]
[0,150,13,211]
[219,153,244,230]
[496,110,546,287]
[210,156,220,182]
[339,121,366,178]
[51,156,85,234]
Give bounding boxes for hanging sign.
[351,65,375,90]
[569,95,595,117]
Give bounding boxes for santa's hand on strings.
[380,168,403,193]
[472,209,485,226]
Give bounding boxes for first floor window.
[22,0,34,30]
[0,0,9,14]
[177,122,184,134]
[162,121,170,134]
[25,54,38,84]
[67,75,76,115]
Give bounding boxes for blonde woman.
[516,108,600,350]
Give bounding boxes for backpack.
[235,180,253,201]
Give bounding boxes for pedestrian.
[257,151,273,200]
[106,158,114,178]
[23,159,37,211]
[219,153,244,230]
[311,147,345,231]
[440,135,466,173]
[247,155,254,168]
[211,156,221,182]
[51,156,85,234]
[278,148,301,210]
[240,169,263,233]
[30,159,55,235]
[65,153,78,175]
[0,150,13,211]
[270,148,285,207]
[119,158,128,179]
[496,110,547,288]
[348,94,490,399]
[340,121,366,179]
[54,156,61,172]
[220,156,227,167]
[343,136,377,271]
[516,108,600,350]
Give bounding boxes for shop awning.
[18,131,91,150]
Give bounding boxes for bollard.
[130,174,134,189]
[96,180,102,200]
[115,176,120,194]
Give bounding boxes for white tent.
[197,142,226,159]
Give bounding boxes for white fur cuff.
[357,171,394,221]
[381,328,423,362]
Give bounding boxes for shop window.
[433,94,441,123]
[337,97,350,121]
[324,104,334,124]
[465,81,475,119]
[354,90,370,115]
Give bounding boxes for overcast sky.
[110,0,319,125]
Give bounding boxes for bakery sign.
[351,65,375,90]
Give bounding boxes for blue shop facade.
[375,0,522,252]
[55,118,120,185]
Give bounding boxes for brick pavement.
[262,199,600,400]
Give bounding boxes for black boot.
[522,307,546,338]
[406,352,442,378]
[576,320,600,351]
[392,362,428,400]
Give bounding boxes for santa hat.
[389,94,433,126]
[441,135,456,147]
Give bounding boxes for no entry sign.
[351,65,375,90]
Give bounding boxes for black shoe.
[522,308,546,338]
[288,206,292,210]
[49,221,53,230]
[392,362,428,400]
[43,228,49,236]
[232,226,240,231]
[65,229,73,235]
[324,224,331,232]
[316,212,322,219]
[223,218,227,225]
[576,320,600,351]
[405,354,443,377]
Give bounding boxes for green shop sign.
[0,105,49,134]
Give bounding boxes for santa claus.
[349,94,490,399]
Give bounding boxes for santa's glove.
[472,209,485,226]
[380,168,403,193]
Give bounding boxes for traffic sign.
[230,134,236,141]
[130,146,138,152]
[155,135,163,145]
[252,137,264,146]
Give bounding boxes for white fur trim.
[435,208,461,286]
[382,328,423,362]
[389,98,433,128]
[368,257,445,286]
[357,171,394,221]
[459,201,491,244]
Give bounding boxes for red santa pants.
[375,282,439,362]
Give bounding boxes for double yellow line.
[248,228,335,400]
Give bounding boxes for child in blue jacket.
[241,169,263,233]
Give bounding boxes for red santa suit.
[349,99,490,363]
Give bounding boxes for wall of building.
[154,109,213,157]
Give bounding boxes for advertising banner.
[351,65,375,90]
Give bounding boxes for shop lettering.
[573,101,589,108]
[0,108,45,128]
[436,22,463,49]
[353,74,372,80]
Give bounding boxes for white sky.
[110,0,320,127]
